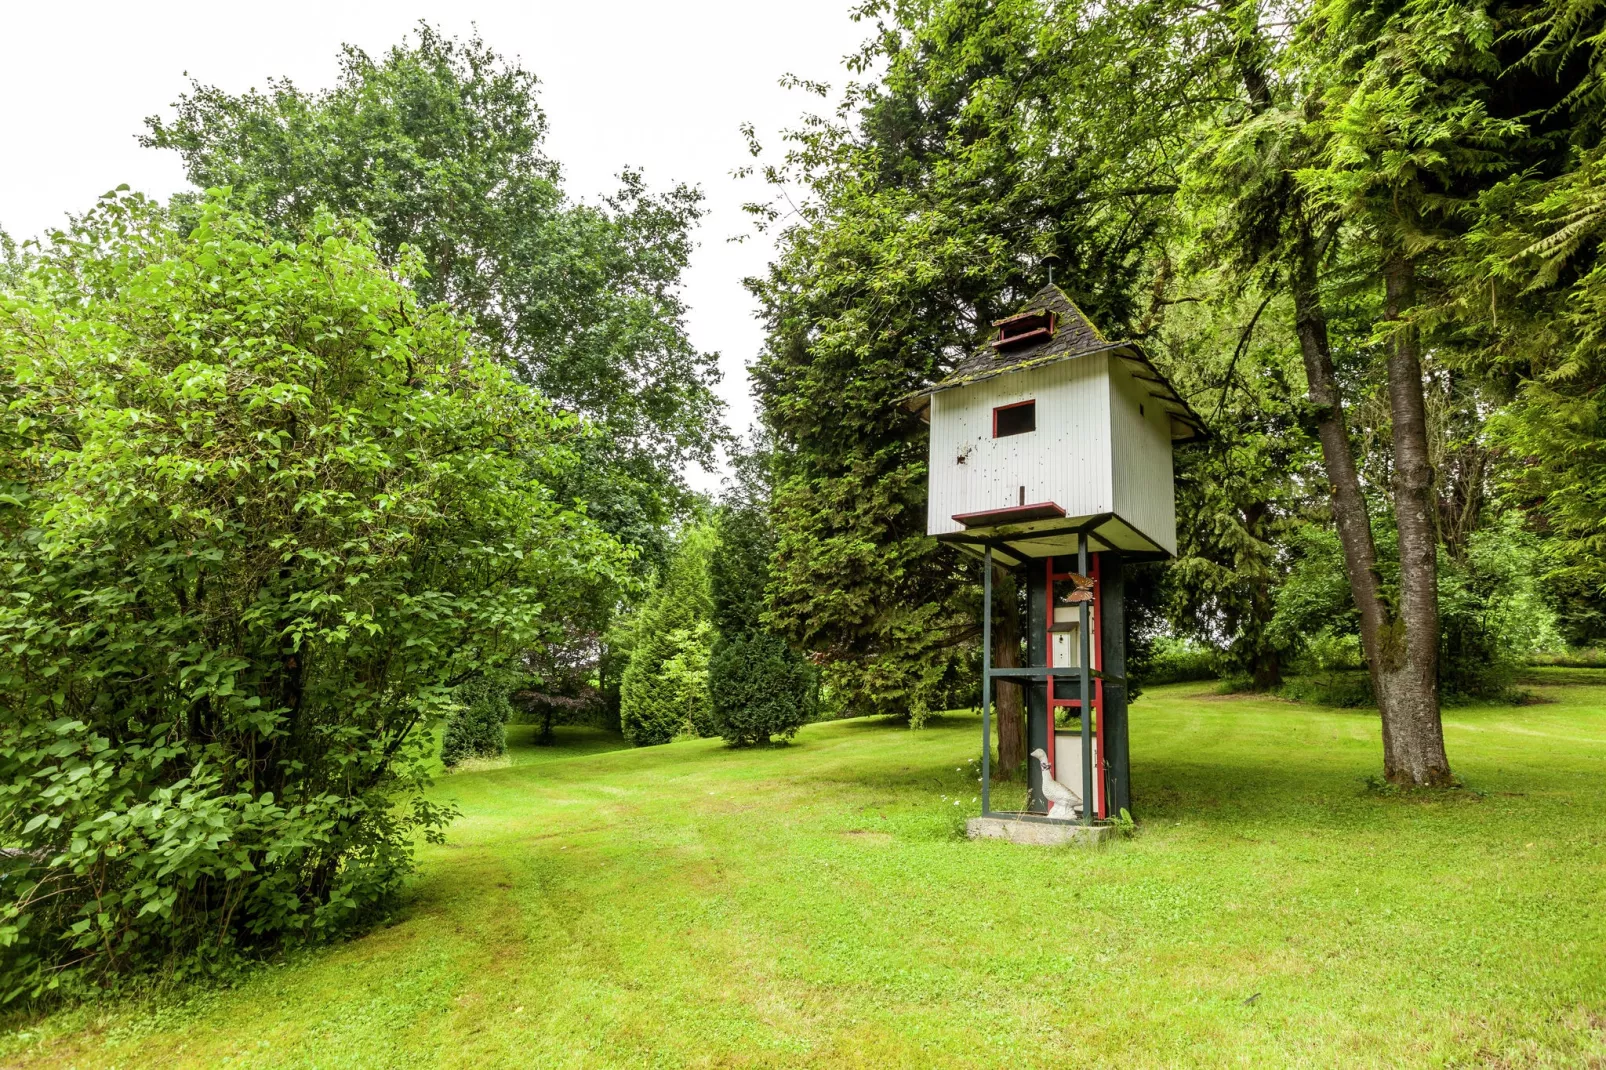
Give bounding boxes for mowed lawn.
[5,672,1606,1068]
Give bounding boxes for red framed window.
[993,399,1036,438]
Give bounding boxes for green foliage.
[1270,512,1561,700]
[707,633,814,746]
[1156,265,1323,690]
[0,190,624,999]
[747,0,1210,717]
[619,525,718,745]
[442,674,516,767]
[1145,637,1220,685]
[1277,672,1377,708]
[1438,513,1564,699]
[1531,646,1606,668]
[708,471,814,746]
[140,24,723,568]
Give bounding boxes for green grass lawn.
[5,672,1606,1068]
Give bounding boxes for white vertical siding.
[926,350,1178,555]
[1107,358,1178,555]
[927,355,1113,536]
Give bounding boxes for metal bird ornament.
[1055,573,1095,604]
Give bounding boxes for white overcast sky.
[1,1,870,491]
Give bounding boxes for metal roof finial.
[1043,253,1061,288]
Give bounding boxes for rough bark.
[1232,22,1451,787]
[1251,648,1282,692]
[1290,218,1395,670]
[1380,256,1452,786]
[991,565,1026,779]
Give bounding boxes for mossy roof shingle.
[905,284,1205,442]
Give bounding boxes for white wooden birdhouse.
[905,285,1203,564]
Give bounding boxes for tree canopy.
[743,0,1606,784]
[0,190,626,998]
[142,25,725,566]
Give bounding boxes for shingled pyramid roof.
[905,285,1205,442]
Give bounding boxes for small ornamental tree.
[441,673,517,767]
[708,477,813,746]
[708,632,813,746]
[0,191,625,999]
[619,524,718,745]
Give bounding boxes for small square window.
[994,400,1036,438]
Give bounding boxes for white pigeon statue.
[1031,748,1081,821]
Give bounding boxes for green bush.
[0,192,623,1000]
[442,675,515,767]
[1438,513,1563,701]
[706,482,816,744]
[709,632,813,745]
[1145,636,1220,684]
[1278,672,1376,708]
[1530,647,1606,669]
[619,526,718,745]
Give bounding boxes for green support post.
[1100,554,1131,816]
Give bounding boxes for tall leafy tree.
[141,25,724,563]
[747,0,1215,760]
[1445,0,1606,639]
[1174,0,1604,782]
[707,446,815,745]
[1155,270,1323,689]
[0,191,626,996]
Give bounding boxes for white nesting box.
[907,286,1202,563]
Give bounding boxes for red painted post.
[1094,554,1106,819]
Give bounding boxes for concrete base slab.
[967,814,1114,847]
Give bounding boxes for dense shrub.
[0,192,624,1000]
[707,490,813,745]
[1438,514,1563,700]
[1277,672,1376,708]
[1530,647,1606,669]
[708,633,814,745]
[442,675,516,767]
[1270,517,1562,703]
[619,525,718,745]
[1144,636,1220,685]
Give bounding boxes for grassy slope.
[5,673,1606,1068]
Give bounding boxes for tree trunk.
[1290,219,1394,664]
[1251,648,1282,691]
[991,565,1026,780]
[1380,256,1452,786]
[1289,222,1420,779]
[1232,21,1451,787]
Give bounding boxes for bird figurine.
[1031,748,1081,820]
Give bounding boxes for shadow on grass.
[811,713,973,733]
[503,724,631,762]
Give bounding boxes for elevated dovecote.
[905,285,1203,564]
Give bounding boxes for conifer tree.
[619,525,718,745]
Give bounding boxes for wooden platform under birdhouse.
[967,814,1114,846]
